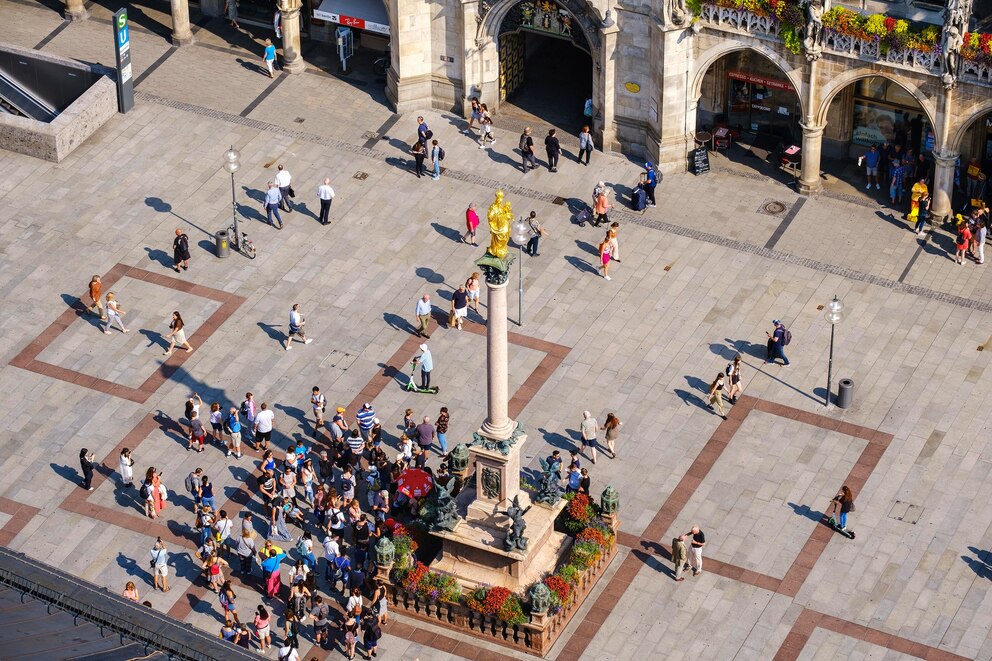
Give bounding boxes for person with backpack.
[416,116,431,148]
[477,104,495,149]
[362,612,382,658]
[766,320,791,366]
[310,595,332,649]
[431,139,443,181]
[726,355,743,404]
[642,162,658,207]
[519,127,536,172]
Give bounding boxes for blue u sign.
[118,25,129,47]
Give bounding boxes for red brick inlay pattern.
[0,497,41,547]
[9,264,246,404]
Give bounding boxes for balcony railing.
[698,4,782,39]
[823,30,939,72]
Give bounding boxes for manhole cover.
[887,500,924,524]
[353,171,369,180]
[759,200,787,215]
[362,131,379,140]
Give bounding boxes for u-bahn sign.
[112,8,134,113]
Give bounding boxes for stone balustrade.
[822,31,939,72]
[698,4,781,38]
[961,58,992,84]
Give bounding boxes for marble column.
[279,0,306,74]
[931,150,958,221]
[170,0,194,46]
[798,122,825,195]
[64,0,88,22]
[596,22,620,151]
[479,279,516,441]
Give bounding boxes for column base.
[797,179,821,195]
[479,419,517,442]
[282,57,307,74]
[65,8,89,21]
[171,32,195,46]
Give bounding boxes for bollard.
[837,378,854,409]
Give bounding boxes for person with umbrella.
[395,467,434,515]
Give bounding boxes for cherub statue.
[502,494,531,552]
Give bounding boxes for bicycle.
[372,44,390,78]
[228,225,257,259]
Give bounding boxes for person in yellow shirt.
[907,178,928,223]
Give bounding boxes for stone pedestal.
[64,0,88,22]
[170,0,194,46]
[279,0,306,74]
[467,440,524,521]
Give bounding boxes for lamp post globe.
[511,220,530,327]
[825,295,843,407]
[223,147,241,251]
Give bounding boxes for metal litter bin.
[837,378,854,409]
[215,230,230,258]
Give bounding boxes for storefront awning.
[313,0,389,35]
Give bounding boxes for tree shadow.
[574,239,599,256]
[536,427,575,451]
[787,502,823,523]
[257,322,285,345]
[383,312,418,336]
[139,329,166,350]
[50,462,81,485]
[564,255,598,274]
[144,247,174,269]
[431,222,464,243]
[415,267,445,284]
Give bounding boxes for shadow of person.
[274,403,309,433]
[116,551,151,586]
[50,462,81,485]
[382,313,417,336]
[564,255,598,275]
[152,410,188,446]
[292,201,322,222]
[431,222,464,243]
[674,388,708,411]
[536,427,575,451]
[139,329,165,350]
[235,57,269,76]
[60,294,103,328]
[722,338,768,361]
[241,185,266,204]
[684,375,710,394]
[574,239,599,256]
[257,322,285,345]
[375,362,403,385]
[608,181,634,205]
[236,202,266,223]
[787,502,823,523]
[144,247,174,269]
[113,482,141,511]
[633,549,674,577]
[415,267,445,284]
[962,553,992,580]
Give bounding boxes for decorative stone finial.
[374,535,395,566]
[448,443,471,473]
[600,485,620,514]
[530,581,552,613]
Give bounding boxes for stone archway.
[948,98,992,153]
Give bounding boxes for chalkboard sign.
[692,147,710,175]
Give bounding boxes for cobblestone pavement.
[2,3,992,660]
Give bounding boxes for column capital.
[932,150,959,165]
[800,122,825,138]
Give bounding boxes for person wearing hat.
[766,320,790,366]
[330,407,348,443]
[413,344,434,389]
[356,403,376,442]
[261,39,277,79]
[642,162,658,208]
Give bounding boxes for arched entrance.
[497,0,593,130]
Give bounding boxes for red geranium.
[577,526,610,550]
[883,16,896,31]
[543,575,573,607]
[482,586,512,614]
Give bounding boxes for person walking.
[264,182,283,229]
[87,275,106,320]
[253,605,271,653]
[603,412,622,458]
[436,406,450,454]
[642,162,658,207]
[410,141,426,178]
[310,386,326,435]
[119,447,134,487]
[519,127,536,172]
[431,139,442,181]
[262,39,277,78]
[275,164,294,213]
[79,448,95,491]
[286,303,313,349]
[765,320,791,366]
[102,292,129,334]
[707,372,727,420]
[578,125,593,165]
[450,285,468,330]
[524,211,547,257]
[477,104,495,149]
[686,526,705,576]
[828,485,856,531]
[150,538,170,592]
[466,272,481,313]
[225,0,239,29]
[598,235,613,281]
[163,310,193,356]
[413,344,434,390]
[462,203,480,245]
[545,129,561,172]
[606,222,621,262]
[467,97,482,131]
[226,407,243,458]
[593,186,610,228]
[172,228,190,273]
[726,355,743,404]
[414,294,432,338]
[672,534,688,582]
[580,411,599,463]
[317,178,335,225]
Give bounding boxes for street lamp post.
[511,219,530,327]
[223,146,241,251]
[824,295,844,407]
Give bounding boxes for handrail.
[0,72,57,122]
[0,548,258,661]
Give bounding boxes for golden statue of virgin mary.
[486,190,512,261]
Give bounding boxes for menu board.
[692,147,710,175]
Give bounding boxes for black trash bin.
[215,230,230,258]
[837,378,854,409]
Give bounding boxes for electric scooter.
[404,359,439,394]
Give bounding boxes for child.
[403,408,415,435]
[399,434,413,462]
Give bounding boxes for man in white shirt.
[254,402,275,451]
[414,294,432,338]
[317,178,335,225]
[287,303,313,350]
[213,510,234,555]
[322,532,340,581]
[274,164,293,212]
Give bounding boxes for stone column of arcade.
[64,0,88,22]
[279,0,307,74]
[170,0,194,46]
[597,19,620,150]
[798,122,825,194]
[931,150,958,221]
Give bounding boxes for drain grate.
[353,171,369,180]
[887,500,924,524]
[758,199,788,216]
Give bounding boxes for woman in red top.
[462,203,480,246]
[956,223,972,265]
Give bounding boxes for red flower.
[543,575,573,606]
[884,16,896,31]
[481,586,513,615]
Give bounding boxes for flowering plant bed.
[963,32,992,65]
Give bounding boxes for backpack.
[240,400,250,417]
[519,134,529,152]
[781,328,792,346]
[725,363,733,376]
[139,482,150,499]
[424,129,433,140]
[185,472,198,495]
[437,147,445,161]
